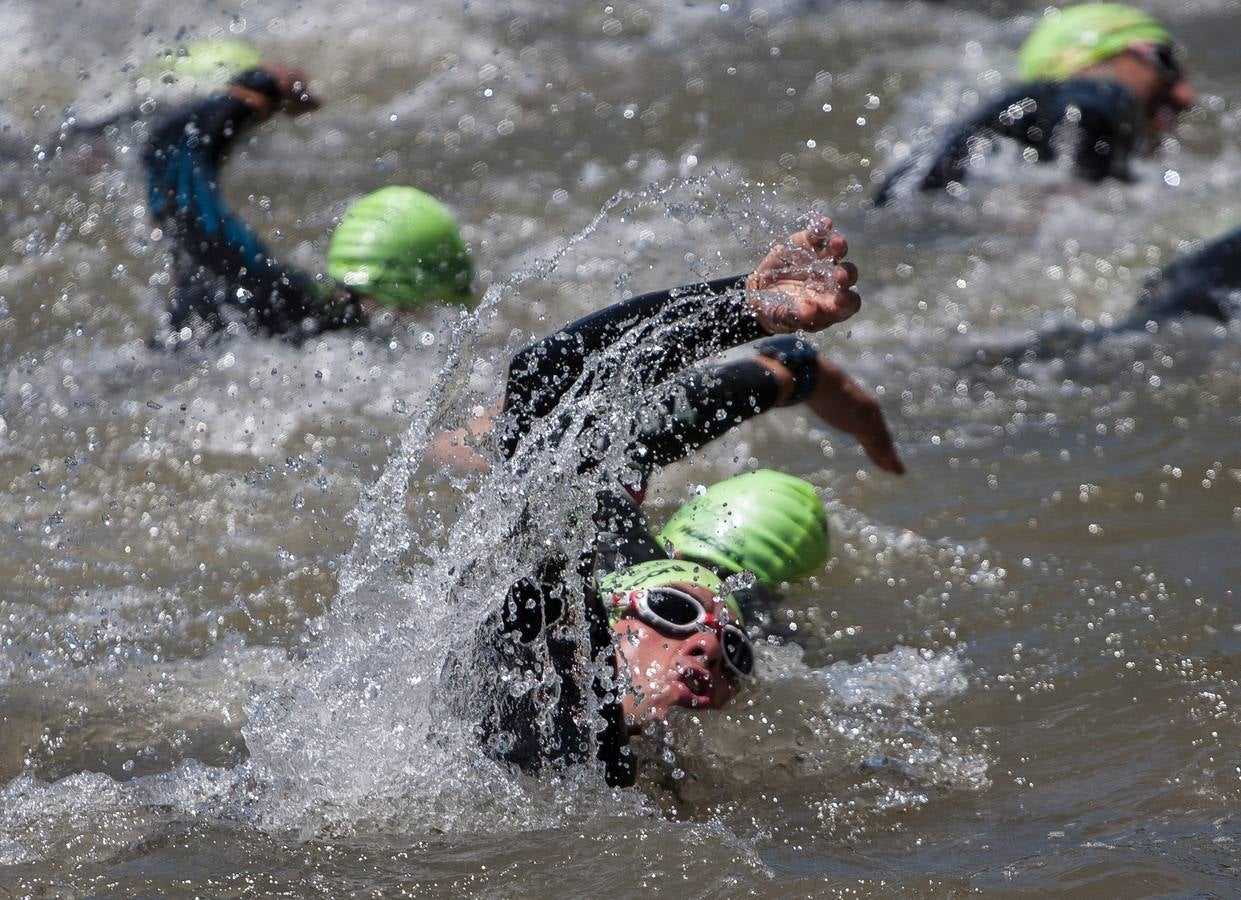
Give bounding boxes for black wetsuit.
[143,88,361,342]
[476,277,820,786]
[1124,224,1241,327]
[964,223,1241,368]
[874,78,1144,206]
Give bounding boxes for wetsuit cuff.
[757,335,819,404]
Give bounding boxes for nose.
[682,631,725,668]
[1169,78,1195,113]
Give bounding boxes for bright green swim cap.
[326,186,474,309]
[1018,4,1172,81]
[597,559,743,626]
[659,470,828,587]
[145,39,263,87]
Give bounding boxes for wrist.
[757,336,819,405]
[744,273,775,335]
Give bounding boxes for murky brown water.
[1,0,1239,895]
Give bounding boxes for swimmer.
[966,221,1241,368]
[1123,222,1241,328]
[874,3,1194,205]
[142,63,473,347]
[34,39,265,172]
[459,215,903,785]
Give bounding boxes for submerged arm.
[1125,224,1241,326]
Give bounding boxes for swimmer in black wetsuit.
[143,64,472,347]
[447,216,904,785]
[873,3,1194,206]
[964,221,1241,369]
[1123,223,1241,328]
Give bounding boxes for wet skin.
[1082,42,1195,136]
[613,582,741,734]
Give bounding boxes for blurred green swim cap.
[326,186,474,309]
[145,39,263,87]
[1018,4,1172,81]
[658,470,828,587]
[597,559,743,626]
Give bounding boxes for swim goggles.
[1127,42,1185,85]
[609,587,755,679]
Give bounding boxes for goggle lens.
[721,625,755,677]
[644,588,704,628]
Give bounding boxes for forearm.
[499,275,764,457]
[426,404,501,474]
[625,331,822,472]
[629,357,786,473]
[1127,228,1241,325]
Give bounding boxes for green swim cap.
[658,470,828,587]
[145,39,263,87]
[597,559,743,626]
[1018,4,1172,81]
[327,186,474,309]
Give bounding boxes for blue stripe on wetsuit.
[142,93,336,338]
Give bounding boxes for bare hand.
[262,63,321,114]
[806,359,904,474]
[746,215,859,334]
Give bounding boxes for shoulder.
[1049,79,1142,132]
[147,94,256,147]
[955,80,1060,128]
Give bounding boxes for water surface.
[1,0,1239,895]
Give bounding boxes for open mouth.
[678,665,713,703]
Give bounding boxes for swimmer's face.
[612,582,741,733]
[1094,43,1194,135]
[262,63,322,114]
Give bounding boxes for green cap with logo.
[597,559,743,625]
[1018,4,1172,81]
[327,186,474,308]
[658,469,828,587]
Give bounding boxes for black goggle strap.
[1133,43,1185,82]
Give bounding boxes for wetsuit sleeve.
[1126,225,1241,325]
[873,93,1017,204]
[499,275,764,457]
[585,358,786,588]
[873,79,1139,205]
[1062,81,1141,184]
[144,94,333,338]
[628,358,782,474]
[146,95,272,276]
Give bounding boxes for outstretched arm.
[500,216,859,458]
[632,346,903,478]
[144,64,332,340]
[873,80,1138,205]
